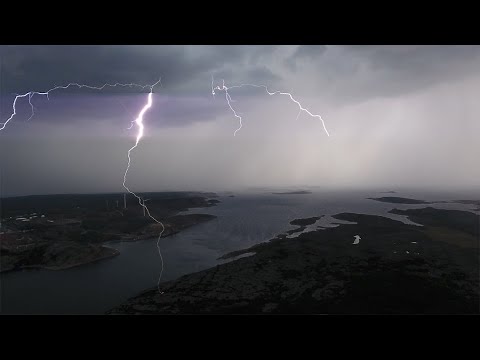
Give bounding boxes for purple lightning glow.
[0,82,157,131]
[211,77,330,137]
[0,79,167,293]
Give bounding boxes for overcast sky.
[1,45,479,196]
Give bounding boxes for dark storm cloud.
[285,45,327,70]
[3,45,478,104]
[0,45,283,131]
[0,92,226,132]
[2,45,480,132]
[247,66,281,83]
[2,45,480,197]
[342,45,480,70]
[1,45,170,93]
[212,65,281,90]
[314,45,480,102]
[295,45,327,58]
[0,45,280,96]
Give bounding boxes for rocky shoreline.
[1,193,219,273]
[105,214,217,243]
[369,197,480,211]
[108,207,479,314]
[1,244,120,273]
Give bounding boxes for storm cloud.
[1,45,479,196]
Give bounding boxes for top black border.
[1,5,479,44]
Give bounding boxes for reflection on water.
[1,189,478,314]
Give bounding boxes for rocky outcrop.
[1,242,119,272]
[108,208,480,314]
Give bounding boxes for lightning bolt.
[0,79,167,294]
[211,78,330,137]
[121,79,167,294]
[0,81,157,131]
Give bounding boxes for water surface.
[1,189,477,314]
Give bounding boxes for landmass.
[280,216,323,237]
[368,197,430,204]
[108,206,479,314]
[0,241,120,273]
[451,200,480,211]
[369,197,480,211]
[452,200,480,206]
[272,190,312,195]
[389,207,479,244]
[0,192,218,273]
[289,217,322,226]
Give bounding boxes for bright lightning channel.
[121,79,167,294]
[0,79,167,294]
[1,82,155,131]
[211,77,330,137]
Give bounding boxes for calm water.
[1,189,478,314]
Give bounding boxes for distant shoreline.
[272,190,312,195]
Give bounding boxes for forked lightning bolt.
[211,77,330,137]
[1,76,330,298]
[1,82,156,131]
[0,79,167,293]
[121,79,167,293]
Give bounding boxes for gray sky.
[1,45,479,196]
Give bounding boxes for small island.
[368,196,430,204]
[289,216,322,226]
[272,190,312,195]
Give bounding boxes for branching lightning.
[0,79,167,294]
[1,82,156,131]
[211,77,330,137]
[1,75,331,299]
[121,79,167,293]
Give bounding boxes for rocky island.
[272,190,312,195]
[368,196,430,204]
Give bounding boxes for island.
[0,192,218,273]
[277,216,323,236]
[451,200,480,211]
[289,217,322,226]
[108,206,479,314]
[368,197,480,211]
[368,196,430,204]
[272,190,312,195]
